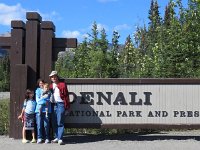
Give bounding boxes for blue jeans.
[36,113,50,140]
[52,102,65,140]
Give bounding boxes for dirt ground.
[1,130,200,150]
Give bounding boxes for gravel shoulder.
[1,130,200,150]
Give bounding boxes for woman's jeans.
[36,112,50,140]
[52,102,65,140]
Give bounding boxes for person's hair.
[25,89,34,101]
[43,83,49,89]
[37,78,45,87]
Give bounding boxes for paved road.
[0,92,10,100]
[1,130,200,150]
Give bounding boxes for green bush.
[0,99,9,135]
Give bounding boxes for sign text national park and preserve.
[65,79,200,128]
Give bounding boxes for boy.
[38,83,51,117]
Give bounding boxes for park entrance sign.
[1,12,200,139]
[65,79,200,129]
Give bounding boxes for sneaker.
[51,138,58,143]
[37,138,42,144]
[58,140,64,145]
[45,139,50,144]
[31,139,36,143]
[22,139,29,143]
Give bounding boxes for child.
[18,89,36,143]
[38,83,51,117]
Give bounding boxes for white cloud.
[61,22,109,43]
[41,11,62,21]
[0,3,26,26]
[0,32,11,37]
[82,33,89,39]
[89,23,108,31]
[114,24,132,31]
[0,3,61,27]
[97,23,106,31]
[97,0,118,3]
[61,30,90,43]
[62,30,81,38]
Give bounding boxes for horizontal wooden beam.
[65,78,200,85]
[0,37,11,49]
[65,123,200,130]
[53,38,77,49]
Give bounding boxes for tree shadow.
[65,93,102,126]
[63,132,200,144]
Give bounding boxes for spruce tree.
[73,38,90,77]
[119,35,141,77]
[107,30,120,78]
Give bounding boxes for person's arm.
[41,93,48,99]
[35,88,42,103]
[18,100,26,121]
[62,82,70,109]
[18,108,25,120]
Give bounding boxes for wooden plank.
[15,64,28,139]
[53,38,77,48]
[41,21,55,31]
[0,37,11,49]
[40,21,55,82]
[11,21,25,29]
[52,48,64,62]
[65,82,200,129]
[25,16,41,89]
[10,30,25,65]
[26,12,42,22]
[9,21,25,138]
[64,123,200,129]
[10,64,28,139]
[52,38,77,62]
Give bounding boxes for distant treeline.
[56,0,200,79]
[1,0,200,91]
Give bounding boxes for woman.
[35,79,51,144]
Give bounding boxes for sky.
[0,0,188,44]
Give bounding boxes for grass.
[0,99,9,135]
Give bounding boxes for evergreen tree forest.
[56,0,200,78]
[1,0,200,91]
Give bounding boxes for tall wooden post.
[10,21,26,139]
[40,21,55,82]
[25,12,41,89]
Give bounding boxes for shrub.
[0,99,9,135]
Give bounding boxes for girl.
[18,89,36,143]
